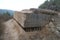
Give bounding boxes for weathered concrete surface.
[14,10,51,28]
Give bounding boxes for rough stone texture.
[49,15,60,37]
[1,9,60,40]
[1,19,60,40]
[14,11,51,28]
[0,19,29,40]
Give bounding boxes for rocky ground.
[0,9,60,40]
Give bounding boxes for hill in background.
[0,9,14,16]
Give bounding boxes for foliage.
[39,0,60,11]
[0,11,12,23]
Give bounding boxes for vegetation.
[39,0,60,11]
[0,11,12,23]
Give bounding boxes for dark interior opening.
[23,27,41,32]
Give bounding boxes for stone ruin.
[1,8,60,40]
[14,9,51,32]
[14,8,58,32]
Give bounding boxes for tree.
[38,0,60,11]
[0,11,12,23]
[3,11,10,16]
